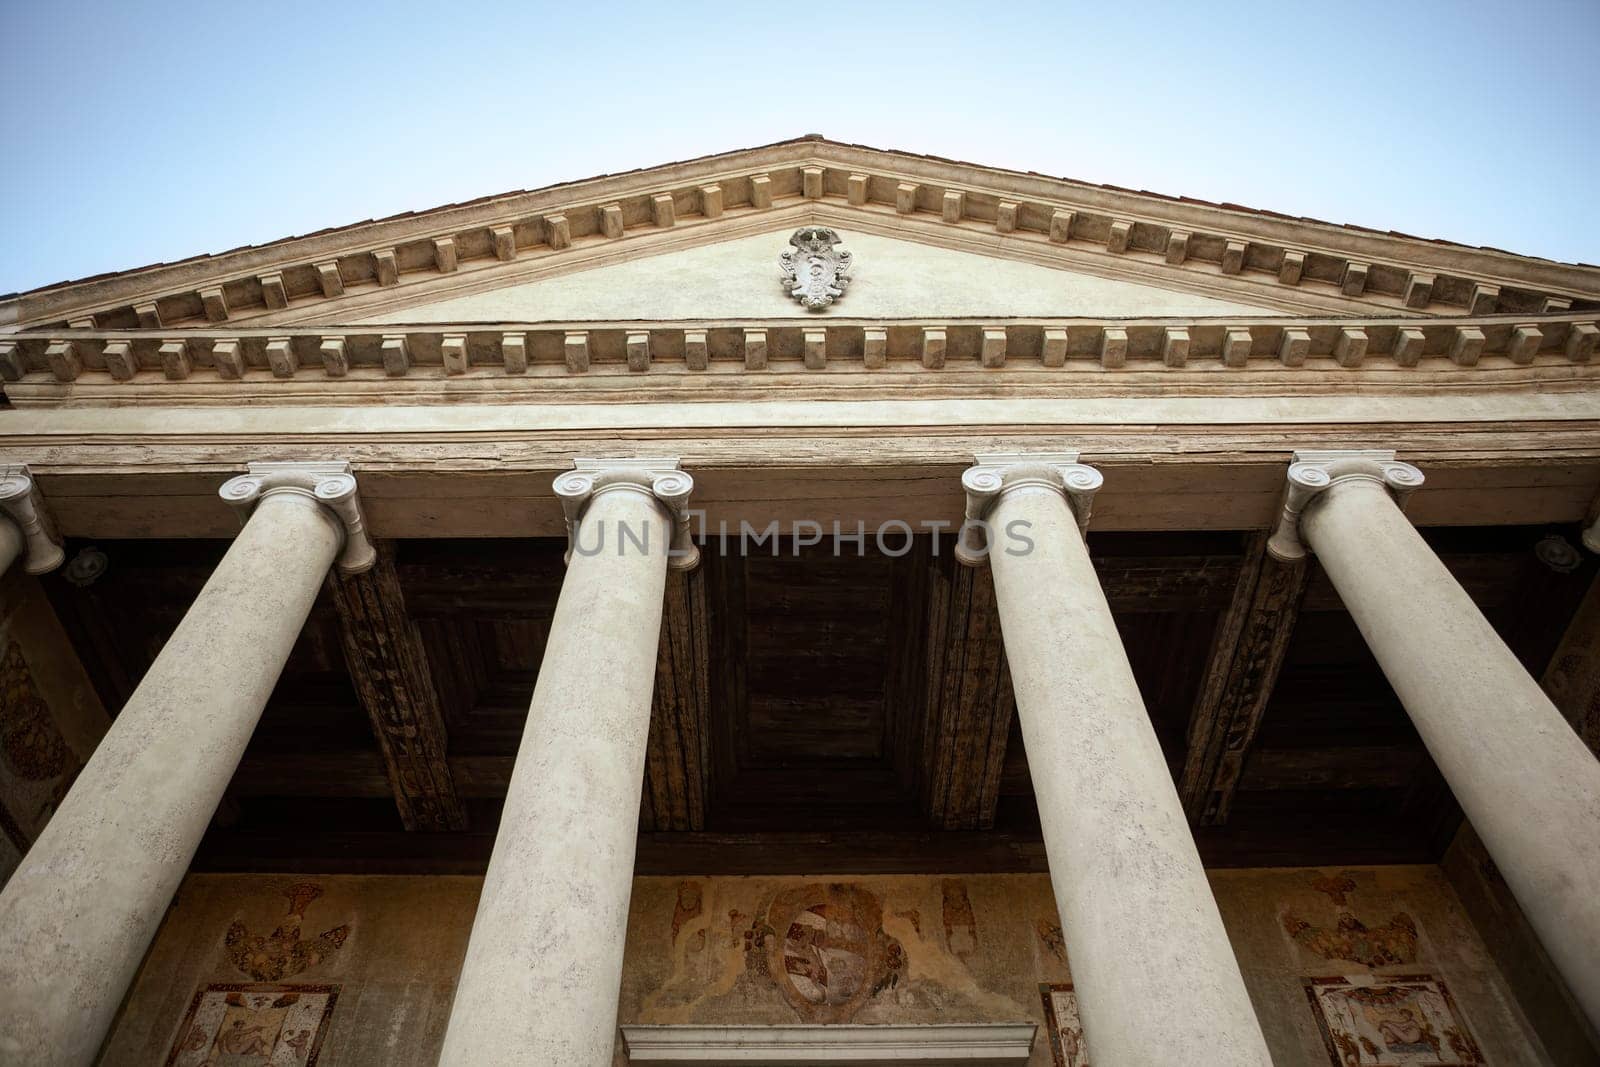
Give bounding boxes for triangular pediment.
[5,136,1595,332]
[353,228,1283,324]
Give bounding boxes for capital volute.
[0,465,65,574]
[955,451,1104,567]
[553,457,700,571]
[1266,449,1425,562]
[218,461,377,574]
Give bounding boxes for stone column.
[439,458,698,1067]
[1269,449,1600,1031]
[0,465,65,576]
[0,461,374,1067]
[957,453,1272,1066]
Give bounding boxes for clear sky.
[3,0,1598,295]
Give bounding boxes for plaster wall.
[357,230,1280,323]
[97,865,1576,1066]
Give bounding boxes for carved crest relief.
[779,227,852,310]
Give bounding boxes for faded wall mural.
[163,882,352,1066]
[1304,975,1484,1066]
[101,875,479,1067]
[0,573,110,886]
[1039,984,1088,1067]
[93,868,1567,1067]
[0,640,75,858]
[620,874,1072,1065]
[165,984,339,1067]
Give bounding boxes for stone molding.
[218,460,377,574]
[8,141,1597,332]
[554,457,699,572]
[6,313,1593,386]
[619,1023,1036,1063]
[1266,449,1426,561]
[0,464,64,574]
[955,451,1104,566]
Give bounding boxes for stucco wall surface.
[358,230,1280,324]
[97,866,1568,1066]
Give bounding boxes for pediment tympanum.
[354,229,1282,324]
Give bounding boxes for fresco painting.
[1040,984,1088,1067]
[1304,975,1484,1066]
[165,984,338,1067]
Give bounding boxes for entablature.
[2,312,1596,402]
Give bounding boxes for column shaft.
[0,492,342,1066]
[1304,476,1600,1029]
[439,486,671,1065]
[987,484,1272,1065]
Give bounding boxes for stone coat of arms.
[779,227,852,310]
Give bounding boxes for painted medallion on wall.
[637,875,1065,1028]
[165,984,338,1067]
[1039,984,1088,1067]
[1282,870,1421,969]
[225,883,350,982]
[1304,975,1483,1066]
[744,882,904,1022]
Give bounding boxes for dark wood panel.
[919,553,1012,830]
[641,569,711,832]
[1180,534,1309,823]
[54,527,1600,877]
[330,544,466,832]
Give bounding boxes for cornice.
[2,314,1593,399]
[6,142,1597,336]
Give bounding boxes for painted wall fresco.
[1039,984,1088,1067]
[100,875,478,1067]
[0,640,75,861]
[619,875,1071,1065]
[224,883,350,982]
[0,573,109,886]
[165,984,338,1067]
[1304,975,1483,1066]
[97,866,1574,1066]
[1211,865,1566,1066]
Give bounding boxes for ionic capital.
[218,461,377,574]
[1266,449,1425,562]
[554,457,699,571]
[955,451,1104,567]
[0,465,65,574]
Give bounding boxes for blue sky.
[3,0,1598,294]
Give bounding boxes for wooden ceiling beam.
[1178,532,1309,825]
[640,569,711,832]
[1546,570,1600,754]
[918,552,1013,830]
[329,543,468,831]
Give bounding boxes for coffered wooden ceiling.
[41,523,1597,875]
